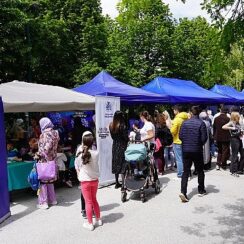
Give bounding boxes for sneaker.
[37,203,49,210]
[49,201,58,206]
[65,180,73,188]
[81,210,87,219]
[179,193,189,203]
[231,173,239,177]
[216,165,220,170]
[198,190,207,197]
[93,218,103,226]
[83,222,94,231]
[237,171,244,175]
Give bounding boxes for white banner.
[95,96,120,185]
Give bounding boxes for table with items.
[7,160,35,191]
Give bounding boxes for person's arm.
[170,119,179,137]
[179,124,184,141]
[74,148,82,176]
[200,122,208,145]
[222,122,235,130]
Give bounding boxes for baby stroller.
[121,142,161,203]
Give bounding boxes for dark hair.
[173,105,184,113]
[191,106,201,116]
[110,111,125,133]
[81,134,94,165]
[157,113,166,127]
[140,111,151,121]
[230,106,240,113]
[220,105,229,114]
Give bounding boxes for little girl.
[75,131,102,231]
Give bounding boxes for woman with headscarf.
[109,111,129,188]
[37,117,59,209]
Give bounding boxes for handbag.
[36,159,57,182]
[155,138,162,153]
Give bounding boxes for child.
[129,120,141,142]
[7,141,22,161]
[74,131,102,231]
[57,145,73,188]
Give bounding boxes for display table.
[7,161,34,191]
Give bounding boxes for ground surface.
[1,162,244,244]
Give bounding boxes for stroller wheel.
[141,196,146,203]
[155,179,161,194]
[140,190,146,203]
[121,191,127,203]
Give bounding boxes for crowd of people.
[109,105,244,205]
[6,104,244,231]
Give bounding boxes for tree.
[223,41,244,90]
[171,17,221,87]
[203,0,244,50]
[0,0,29,83]
[106,0,174,87]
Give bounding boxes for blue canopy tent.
[210,85,244,104]
[73,71,168,103]
[0,97,10,223]
[142,77,232,104]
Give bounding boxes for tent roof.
[0,81,95,113]
[210,85,244,103]
[73,71,168,103]
[142,77,232,104]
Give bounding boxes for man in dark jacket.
[213,106,230,170]
[179,106,208,202]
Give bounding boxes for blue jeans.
[173,144,183,177]
[164,147,175,168]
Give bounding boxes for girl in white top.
[139,111,155,143]
[74,131,102,231]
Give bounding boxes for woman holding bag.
[36,117,59,209]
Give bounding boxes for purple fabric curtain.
[0,97,10,223]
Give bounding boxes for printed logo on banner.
[98,127,110,139]
[105,101,114,118]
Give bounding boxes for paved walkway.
[1,163,244,244]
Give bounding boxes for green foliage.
[106,0,174,87]
[171,17,221,87]
[0,0,29,82]
[223,41,244,90]
[1,0,243,92]
[0,0,106,87]
[198,0,243,50]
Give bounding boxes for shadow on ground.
[102,213,124,224]
[180,198,244,243]
[0,185,81,229]
[188,184,220,200]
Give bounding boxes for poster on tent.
[95,96,120,185]
[0,97,10,223]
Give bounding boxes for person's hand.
[34,153,40,161]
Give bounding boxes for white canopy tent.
[0,81,95,112]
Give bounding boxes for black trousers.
[217,141,230,167]
[81,192,85,211]
[230,138,244,173]
[181,152,205,195]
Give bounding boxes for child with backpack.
[74,131,102,231]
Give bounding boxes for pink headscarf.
[39,117,54,133]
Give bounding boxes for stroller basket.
[125,144,147,162]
